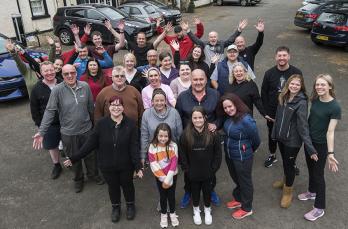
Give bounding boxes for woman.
[123,53,148,92]
[141,88,182,164]
[220,93,260,219]
[169,63,191,99]
[53,58,64,81]
[80,58,112,101]
[224,62,266,118]
[271,74,317,208]
[187,45,216,79]
[64,96,143,223]
[299,74,341,221]
[179,106,222,225]
[141,67,176,109]
[159,51,179,86]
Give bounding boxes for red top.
[80,68,112,101]
[61,34,89,64]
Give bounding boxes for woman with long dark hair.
[179,106,222,225]
[220,93,260,219]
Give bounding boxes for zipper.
[226,122,233,158]
[69,86,78,104]
[278,105,286,137]
[239,133,242,161]
[287,124,291,138]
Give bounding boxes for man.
[235,19,265,70]
[136,49,159,73]
[210,44,255,94]
[176,69,221,208]
[157,17,204,60]
[94,65,144,125]
[33,64,101,193]
[185,19,248,66]
[30,62,62,179]
[261,46,302,168]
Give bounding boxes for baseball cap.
[227,44,238,52]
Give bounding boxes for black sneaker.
[51,164,62,179]
[126,202,136,220]
[111,204,121,223]
[264,155,277,168]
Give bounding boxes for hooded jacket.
[271,92,316,155]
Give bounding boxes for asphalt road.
[1,0,347,228]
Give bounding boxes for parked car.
[215,0,261,6]
[124,0,182,24]
[294,1,348,29]
[53,4,153,45]
[311,8,348,51]
[118,2,163,32]
[302,0,332,6]
[0,33,48,101]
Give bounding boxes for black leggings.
[305,143,327,209]
[278,142,300,187]
[191,179,212,207]
[156,176,177,214]
[102,169,135,205]
[184,173,216,194]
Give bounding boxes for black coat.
[70,115,142,172]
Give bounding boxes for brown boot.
[280,185,293,208]
[272,179,284,189]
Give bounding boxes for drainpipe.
[16,0,21,13]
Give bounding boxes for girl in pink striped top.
[148,123,179,228]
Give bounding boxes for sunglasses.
[113,74,125,78]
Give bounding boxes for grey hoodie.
[271,92,316,155]
[140,106,183,159]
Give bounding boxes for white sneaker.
[193,206,202,225]
[160,213,168,228]
[170,213,179,227]
[204,206,212,225]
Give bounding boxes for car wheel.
[240,0,248,6]
[216,0,223,6]
[59,29,73,45]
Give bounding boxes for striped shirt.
[148,142,178,186]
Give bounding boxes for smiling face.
[157,130,169,145]
[191,111,205,130]
[208,31,218,46]
[92,34,103,47]
[88,60,99,75]
[147,50,158,66]
[53,59,63,73]
[179,64,191,81]
[78,47,89,59]
[191,69,207,93]
[136,33,146,47]
[161,56,172,70]
[112,69,126,87]
[315,78,332,97]
[227,49,239,62]
[124,55,135,70]
[223,99,236,117]
[41,63,56,82]
[148,69,161,88]
[62,64,77,87]
[275,50,290,68]
[235,36,246,51]
[192,46,202,60]
[232,65,246,83]
[109,99,124,118]
[288,78,302,96]
[152,93,166,112]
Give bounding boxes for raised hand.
[238,18,248,32]
[164,22,173,33]
[63,159,72,167]
[70,24,80,35]
[193,17,201,25]
[156,17,162,27]
[84,23,91,35]
[117,19,125,31]
[5,39,15,52]
[170,40,180,51]
[180,21,189,31]
[104,19,112,31]
[255,19,265,32]
[32,132,43,150]
[328,154,339,172]
[46,36,55,46]
[211,53,221,64]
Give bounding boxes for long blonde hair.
[278,74,307,105]
[229,62,251,84]
[310,74,336,101]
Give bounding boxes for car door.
[65,8,86,33]
[85,9,112,42]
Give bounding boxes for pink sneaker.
[298,191,316,201]
[304,208,324,221]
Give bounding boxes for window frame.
[29,0,50,20]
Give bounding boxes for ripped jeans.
[278,142,300,187]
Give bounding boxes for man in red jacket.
[156,17,204,60]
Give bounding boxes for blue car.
[0,34,47,101]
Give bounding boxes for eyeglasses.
[62,72,77,76]
[113,74,125,78]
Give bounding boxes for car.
[124,0,182,24]
[215,0,261,7]
[53,4,154,45]
[311,8,348,51]
[302,0,331,6]
[0,33,47,101]
[294,1,348,29]
[118,2,163,32]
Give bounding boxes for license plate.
[316,35,328,41]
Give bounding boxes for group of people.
[7,15,341,227]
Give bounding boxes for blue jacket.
[223,114,260,161]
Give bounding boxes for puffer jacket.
[223,114,260,161]
[271,92,316,155]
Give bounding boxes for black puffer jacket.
[271,92,316,155]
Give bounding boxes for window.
[130,7,142,15]
[144,6,157,14]
[29,0,49,19]
[66,9,85,18]
[87,9,105,21]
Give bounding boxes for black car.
[311,8,348,51]
[215,0,261,6]
[53,4,153,45]
[124,0,182,24]
[294,0,348,29]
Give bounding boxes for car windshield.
[0,37,8,54]
[98,7,126,20]
[301,3,320,11]
[318,12,347,25]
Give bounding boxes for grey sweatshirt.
[39,81,94,136]
[140,106,183,159]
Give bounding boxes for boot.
[193,206,202,225]
[280,185,293,208]
[111,204,121,223]
[272,177,285,189]
[126,202,136,220]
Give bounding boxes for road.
[1,0,347,228]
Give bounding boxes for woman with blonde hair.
[298,74,341,221]
[124,53,148,92]
[271,74,317,209]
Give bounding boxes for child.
[148,123,179,228]
[179,106,222,225]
